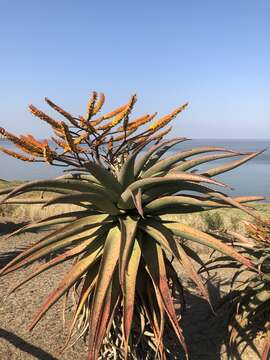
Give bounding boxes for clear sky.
[0,0,269,139]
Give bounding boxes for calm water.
[0,139,269,197]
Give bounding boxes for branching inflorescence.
[0,92,188,172]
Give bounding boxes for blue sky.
[0,0,269,139]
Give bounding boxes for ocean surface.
[0,139,269,198]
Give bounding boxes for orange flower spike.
[85,91,98,121]
[1,129,22,145]
[0,146,35,162]
[1,129,42,156]
[20,135,44,152]
[25,134,45,148]
[92,93,105,116]
[148,102,188,132]
[19,137,43,156]
[60,122,77,152]
[45,98,79,127]
[28,105,62,130]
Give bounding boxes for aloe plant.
[0,93,264,359]
[214,220,270,360]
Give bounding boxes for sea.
[0,139,269,198]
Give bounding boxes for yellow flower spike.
[148,102,188,132]
[89,104,127,127]
[85,91,98,121]
[60,122,77,152]
[0,146,35,162]
[92,93,105,115]
[28,105,62,130]
[97,94,137,131]
[118,112,158,132]
[110,109,128,127]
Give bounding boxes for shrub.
[203,212,225,232]
[205,219,270,359]
[0,92,264,359]
[224,220,270,360]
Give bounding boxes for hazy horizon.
[1,139,269,197]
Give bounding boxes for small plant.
[203,211,225,232]
[224,219,270,360]
[0,92,265,359]
[205,219,270,359]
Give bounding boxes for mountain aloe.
[0,92,264,359]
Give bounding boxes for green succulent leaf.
[120,173,228,208]
[164,222,255,269]
[134,138,187,177]
[84,160,122,198]
[171,151,240,172]
[0,179,113,204]
[142,146,231,177]
[43,192,120,215]
[118,142,148,189]
[202,150,265,177]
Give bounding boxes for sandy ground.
[0,199,269,359]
